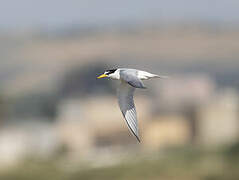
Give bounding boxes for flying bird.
[97,68,166,142]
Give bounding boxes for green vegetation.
[1,146,239,180]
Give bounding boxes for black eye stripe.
[105,69,117,75]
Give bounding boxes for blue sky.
[1,0,239,29]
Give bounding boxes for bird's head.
[97,69,119,79]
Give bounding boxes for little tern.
[97,68,166,142]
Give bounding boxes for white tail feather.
[138,70,168,80]
[152,74,169,79]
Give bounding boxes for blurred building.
[54,76,239,156]
[153,74,215,110]
[196,89,239,146]
[0,120,59,168]
[56,96,152,155]
[142,114,191,150]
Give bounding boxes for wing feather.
[120,70,146,89]
[117,81,140,142]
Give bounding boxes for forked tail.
[151,74,169,79]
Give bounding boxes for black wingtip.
[130,129,141,143]
[136,136,141,143]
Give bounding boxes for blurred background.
[0,0,239,179]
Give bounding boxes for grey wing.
[117,81,140,142]
[120,70,146,89]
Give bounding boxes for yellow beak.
[97,74,108,79]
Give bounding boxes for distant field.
[1,145,239,180]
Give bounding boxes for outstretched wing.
[117,81,140,142]
[120,70,146,89]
